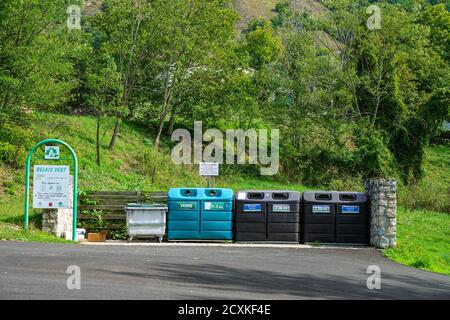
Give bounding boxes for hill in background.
[233,0,327,31]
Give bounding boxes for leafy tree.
[0,0,78,128]
[418,3,450,62]
[89,0,153,150]
[84,53,124,165]
[244,20,283,69]
[144,0,239,148]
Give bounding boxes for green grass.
[398,145,450,213]
[384,207,450,275]
[0,224,72,243]
[223,176,311,192]
[0,194,71,242]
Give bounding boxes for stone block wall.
[365,179,397,249]
[42,176,73,238]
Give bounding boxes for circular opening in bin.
[184,189,192,196]
[208,190,216,197]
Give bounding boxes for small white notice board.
[199,162,219,176]
[33,165,70,209]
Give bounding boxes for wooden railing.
[78,191,167,221]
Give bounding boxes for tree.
[418,3,450,63]
[84,53,124,165]
[89,0,153,150]
[244,20,283,69]
[148,0,239,148]
[0,0,78,128]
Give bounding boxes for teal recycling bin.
[168,188,234,240]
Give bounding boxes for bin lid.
[235,190,301,201]
[168,188,234,200]
[126,203,168,209]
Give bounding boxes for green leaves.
[0,0,79,126]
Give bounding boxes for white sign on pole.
[199,162,219,176]
[33,165,70,209]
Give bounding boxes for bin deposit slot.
[248,192,264,199]
[273,192,289,200]
[339,194,356,201]
[315,193,332,201]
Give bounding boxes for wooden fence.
[78,191,167,222]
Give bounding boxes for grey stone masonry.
[365,179,397,249]
[42,176,74,238]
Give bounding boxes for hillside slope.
[233,0,327,31]
[83,0,328,33]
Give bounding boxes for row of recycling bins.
[125,188,370,244]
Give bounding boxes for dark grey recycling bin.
[303,191,370,244]
[302,191,336,243]
[235,190,301,242]
[335,192,370,244]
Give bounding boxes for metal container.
[125,203,168,242]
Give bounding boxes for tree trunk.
[167,108,176,136]
[154,82,174,148]
[96,115,101,166]
[109,118,121,151]
[154,110,167,149]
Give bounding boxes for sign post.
[24,139,78,241]
[199,162,219,188]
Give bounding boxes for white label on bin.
[237,192,246,200]
[313,205,330,213]
[205,202,211,210]
[273,204,290,212]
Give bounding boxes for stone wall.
[365,179,397,249]
[42,176,73,238]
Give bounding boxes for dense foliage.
[0,0,448,187]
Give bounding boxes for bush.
[0,142,16,166]
[399,182,450,213]
[0,125,32,168]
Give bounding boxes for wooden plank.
[79,205,126,211]
[81,191,166,197]
[80,194,139,199]
[78,214,126,220]
[87,191,139,195]
[80,200,139,205]
[144,198,168,202]
[79,196,139,201]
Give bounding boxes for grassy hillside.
[233,0,279,31]
[233,0,327,31]
[398,145,450,213]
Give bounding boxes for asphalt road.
[0,241,449,300]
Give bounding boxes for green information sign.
[44,146,60,160]
[24,139,78,241]
[176,202,196,210]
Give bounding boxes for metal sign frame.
[24,139,78,241]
